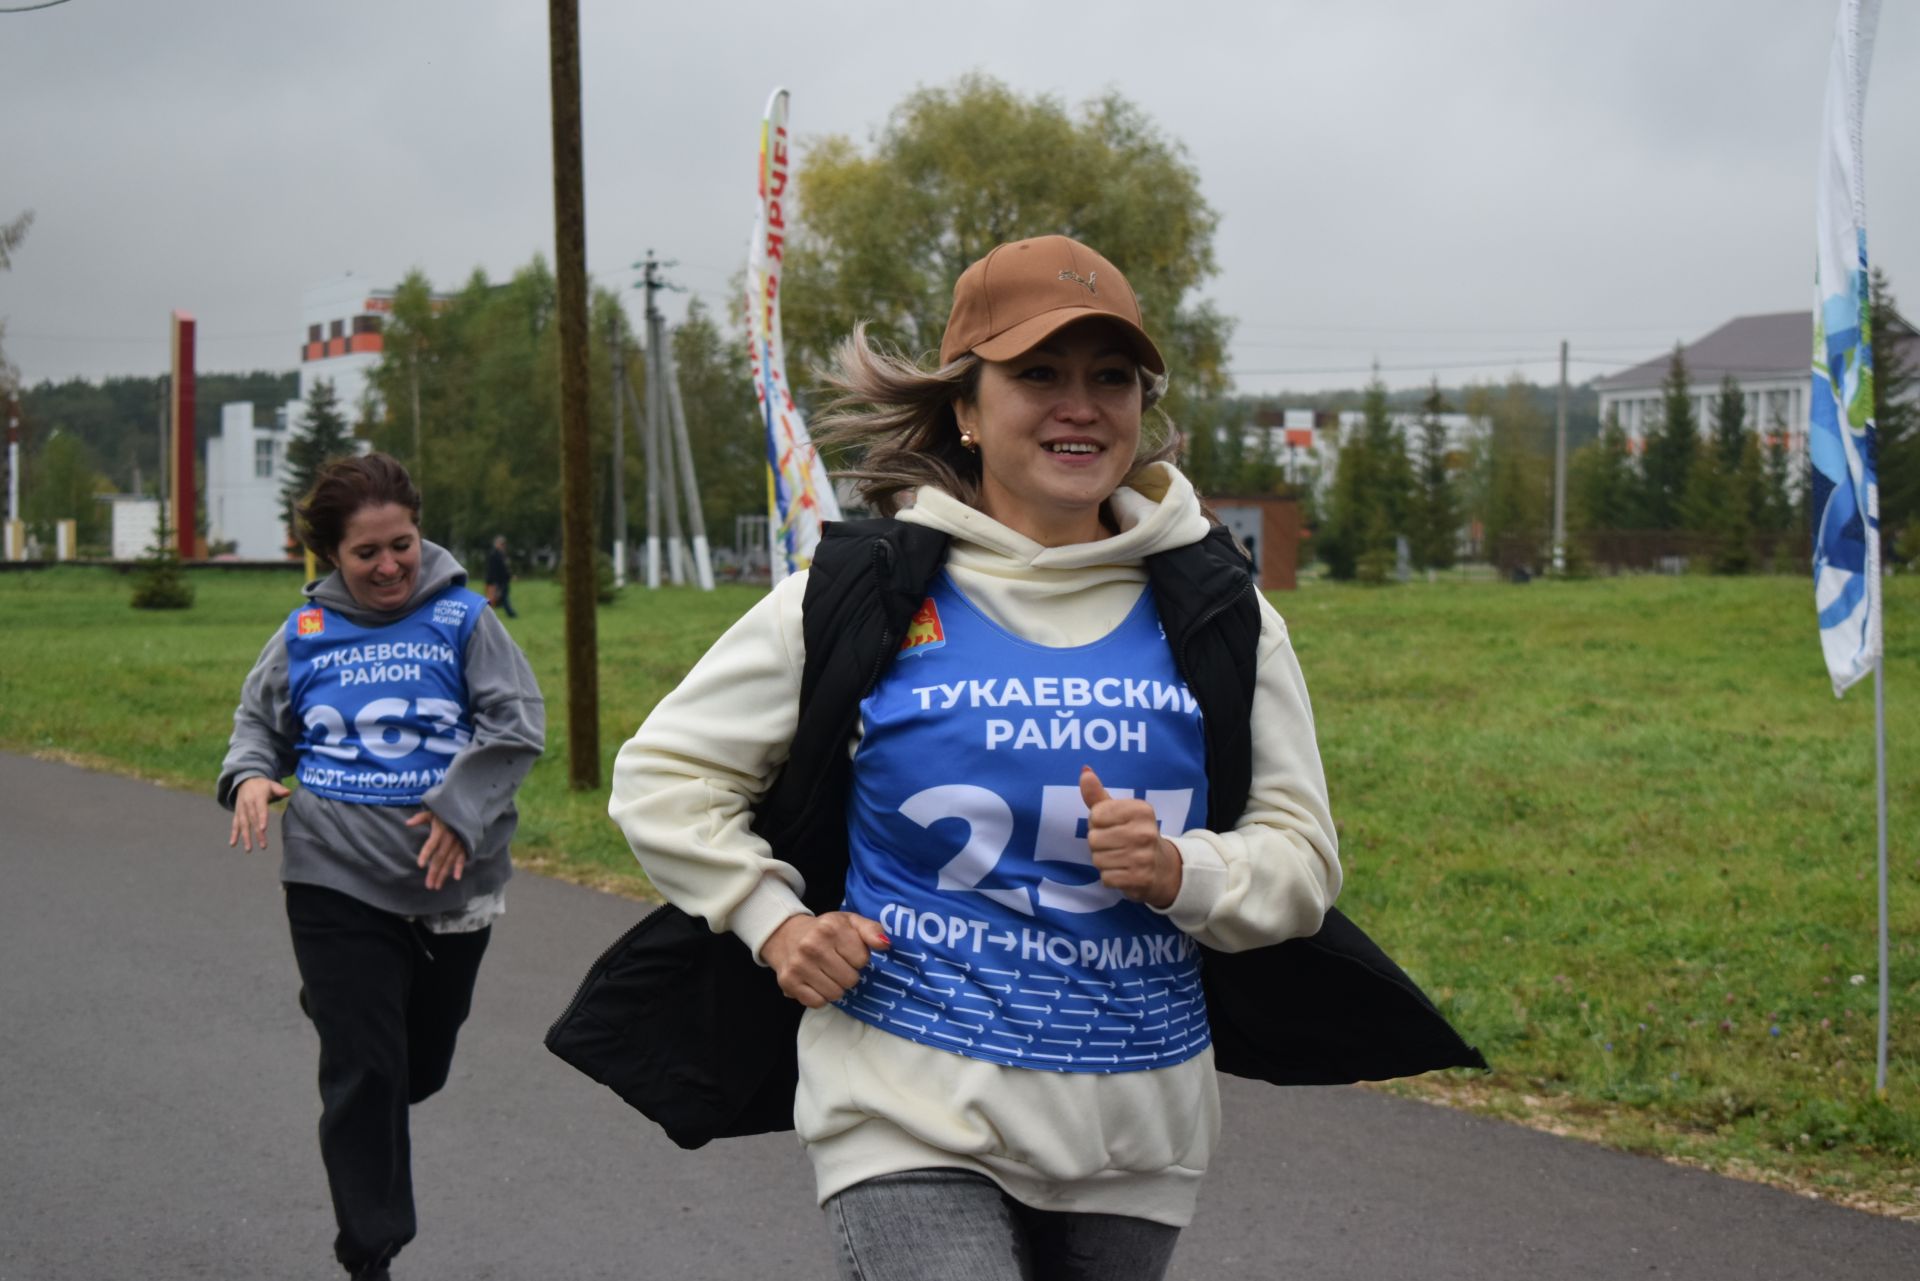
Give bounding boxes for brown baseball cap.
[938,235,1166,375]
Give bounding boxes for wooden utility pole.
[548,0,599,789]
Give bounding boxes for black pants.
[285,884,491,1275]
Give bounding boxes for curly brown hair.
[295,452,422,566]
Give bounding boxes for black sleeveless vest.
[547,519,1484,1150]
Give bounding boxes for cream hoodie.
[607,462,1341,1226]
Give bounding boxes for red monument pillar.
[170,311,196,559]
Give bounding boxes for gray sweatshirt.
[217,542,546,917]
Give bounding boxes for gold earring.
[959,430,978,451]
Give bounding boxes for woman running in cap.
[610,235,1342,1280]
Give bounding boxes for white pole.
[157,375,169,549]
[1552,341,1568,575]
[6,391,19,526]
[663,341,716,591]
[650,312,689,586]
[609,324,628,588]
[638,339,661,589]
[1874,655,1889,1096]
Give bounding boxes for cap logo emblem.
[1057,269,1097,295]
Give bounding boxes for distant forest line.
[19,370,297,494]
[12,368,1602,498]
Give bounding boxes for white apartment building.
[1251,408,1480,501]
[105,495,161,561]
[203,278,393,558]
[1593,313,1812,466]
[205,401,294,558]
[1595,309,1920,482]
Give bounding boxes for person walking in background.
[606,236,1345,1279]
[483,534,517,617]
[219,453,545,1281]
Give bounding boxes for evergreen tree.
[130,508,194,610]
[1233,409,1288,498]
[1869,267,1919,564]
[1569,409,1639,532]
[1709,373,1747,471]
[1409,379,1458,569]
[1762,430,1796,539]
[1729,431,1767,571]
[1181,404,1288,501]
[1360,373,1414,540]
[1320,373,1412,581]
[1692,374,1752,572]
[1796,448,1816,552]
[1317,420,1369,581]
[1641,344,1697,530]
[280,379,356,550]
[1476,378,1550,570]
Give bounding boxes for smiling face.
[334,502,422,612]
[953,317,1146,547]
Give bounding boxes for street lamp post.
[6,391,19,527]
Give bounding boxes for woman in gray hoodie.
[218,453,544,1281]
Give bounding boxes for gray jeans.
[826,1168,1181,1281]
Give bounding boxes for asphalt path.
[3,752,1914,1280]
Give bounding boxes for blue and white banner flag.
[746,87,840,583]
[1810,0,1883,698]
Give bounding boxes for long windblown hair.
[810,323,1177,517]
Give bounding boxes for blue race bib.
[837,573,1212,1073]
[285,588,483,806]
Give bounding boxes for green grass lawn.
[2,564,1915,1213]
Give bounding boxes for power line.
[0,0,75,12]
[1229,319,1720,336]
[1226,354,1639,377]
[1230,338,1665,356]
[14,330,293,344]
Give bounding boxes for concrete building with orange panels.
[202,278,393,558]
[298,274,395,414]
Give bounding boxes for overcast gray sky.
[4,0,1916,396]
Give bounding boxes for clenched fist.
[761,911,891,1008]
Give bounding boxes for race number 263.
[302,698,470,763]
